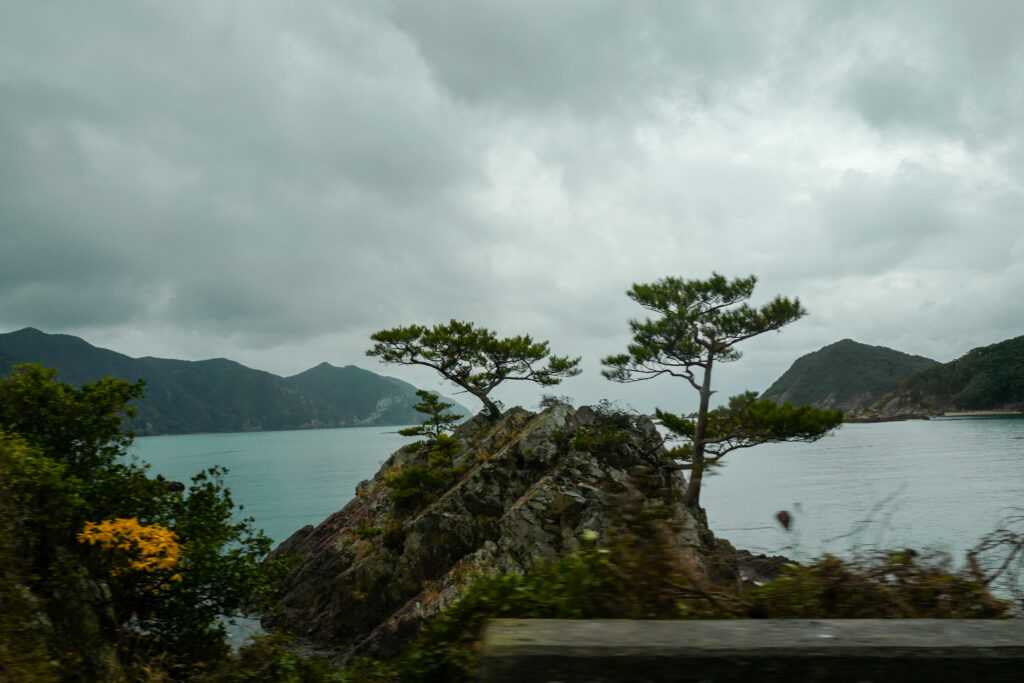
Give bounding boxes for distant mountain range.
[0,328,469,436]
[762,336,1024,419]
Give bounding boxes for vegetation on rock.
[367,320,581,419]
[342,534,1010,682]
[602,273,843,509]
[397,389,464,443]
[384,390,468,512]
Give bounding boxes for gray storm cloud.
[1,0,1021,414]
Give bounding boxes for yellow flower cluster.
[78,518,183,582]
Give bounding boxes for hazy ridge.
[0,327,469,435]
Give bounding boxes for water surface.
[131,416,1024,561]
[701,416,1024,560]
[131,426,411,545]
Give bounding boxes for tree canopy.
[602,273,842,510]
[367,320,581,419]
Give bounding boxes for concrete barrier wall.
[477,618,1024,682]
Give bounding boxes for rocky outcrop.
[264,404,722,663]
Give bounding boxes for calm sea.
[130,416,1024,563]
[129,426,412,547]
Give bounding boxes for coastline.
[942,410,1024,417]
[846,409,1024,423]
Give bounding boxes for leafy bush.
[197,632,345,683]
[385,465,450,511]
[0,364,286,678]
[747,550,1008,619]
[571,424,630,455]
[355,525,382,540]
[0,433,65,682]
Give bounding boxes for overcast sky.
[2,0,1022,415]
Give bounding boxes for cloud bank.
[2,0,1021,413]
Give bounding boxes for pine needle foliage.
[368,320,581,419]
[602,274,842,510]
[398,390,463,442]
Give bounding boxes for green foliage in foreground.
[747,550,1006,619]
[196,632,347,683]
[342,508,1010,683]
[176,530,1013,683]
[0,364,287,680]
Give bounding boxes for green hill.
[761,339,938,412]
[0,328,468,435]
[283,362,457,428]
[875,335,1024,415]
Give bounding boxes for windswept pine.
[367,320,581,419]
[602,273,843,510]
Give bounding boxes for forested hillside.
[761,339,937,411]
[875,335,1024,414]
[0,328,467,435]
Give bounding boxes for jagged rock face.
[264,405,712,662]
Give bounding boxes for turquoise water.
[130,416,1024,561]
[130,426,412,546]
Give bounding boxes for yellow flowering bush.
[78,518,183,582]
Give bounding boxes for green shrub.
[747,550,1008,619]
[571,424,629,455]
[198,631,345,682]
[344,532,1010,682]
[385,465,448,511]
[355,525,382,540]
[0,364,286,678]
[0,434,65,683]
[385,461,466,514]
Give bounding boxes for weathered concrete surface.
[478,619,1024,682]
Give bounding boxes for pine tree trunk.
[479,393,501,420]
[684,353,714,510]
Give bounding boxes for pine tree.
[602,274,843,510]
[368,320,580,419]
